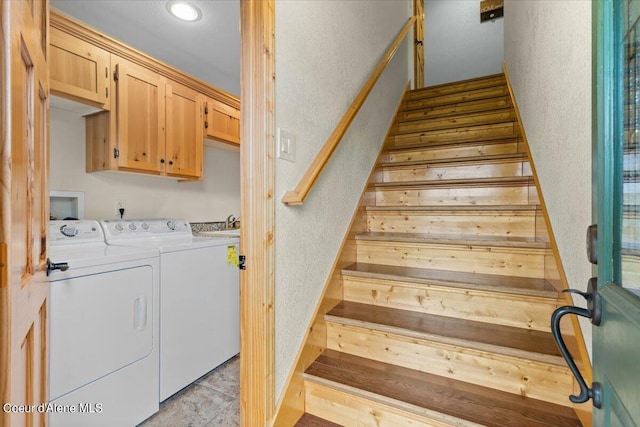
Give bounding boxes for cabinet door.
[115,58,166,174]
[204,98,240,145]
[166,81,204,179]
[50,27,111,109]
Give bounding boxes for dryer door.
[49,265,154,400]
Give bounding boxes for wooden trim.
[49,9,239,109]
[281,17,417,206]
[272,83,411,425]
[502,62,593,427]
[240,1,275,426]
[0,3,8,426]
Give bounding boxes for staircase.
[295,74,583,426]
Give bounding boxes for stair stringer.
[503,62,594,427]
[271,82,412,427]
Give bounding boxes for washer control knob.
[166,220,177,231]
[60,225,78,238]
[141,222,149,231]
[114,223,125,232]
[128,222,137,231]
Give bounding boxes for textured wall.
[424,0,504,86]
[50,107,241,222]
[274,0,411,399]
[504,0,593,356]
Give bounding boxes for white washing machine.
[47,220,160,427]
[99,218,240,401]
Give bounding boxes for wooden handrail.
[281,16,417,205]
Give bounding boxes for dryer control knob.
[141,222,150,230]
[166,220,177,231]
[128,223,137,231]
[60,225,78,238]
[114,223,125,232]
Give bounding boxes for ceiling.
[51,0,241,97]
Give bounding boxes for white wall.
[504,1,593,357]
[50,107,241,222]
[274,0,411,399]
[424,0,504,87]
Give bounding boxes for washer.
[47,220,160,427]
[99,218,240,401]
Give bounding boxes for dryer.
[48,220,160,427]
[99,218,240,401]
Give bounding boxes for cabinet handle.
[106,87,109,98]
[168,160,173,165]
[205,120,209,129]
[160,159,165,164]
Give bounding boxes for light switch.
[277,128,296,162]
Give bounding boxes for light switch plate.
[277,128,296,162]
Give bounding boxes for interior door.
[0,1,50,426]
[593,0,640,425]
[413,0,424,88]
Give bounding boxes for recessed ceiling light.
[167,1,202,22]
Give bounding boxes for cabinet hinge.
[105,67,108,78]
[106,87,109,98]
[239,255,246,270]
[114,148,120,159]
[204,105,209,114]
[204,120,209,129]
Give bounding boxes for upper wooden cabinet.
[50,27,111,109]
[205,98,240,145]
[166,81,204,178]
[114,58,167,174]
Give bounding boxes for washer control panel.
[100,219,191,240]
[49,220,104,245]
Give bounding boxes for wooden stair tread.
[401,96,512,122]
[371,175,532,189]
[343,262,558,298]
[304,350,581,427]
[326,301,562,361]
[295,413,342,427]
[404,87,510,111]
[395,122,516,138]
[397,108,516,133]
[409,73,505,98]
[364,204,540,212]
[386,136,519,152]
[356,231,549,249]
[378,152,527,168]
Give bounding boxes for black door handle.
[551,277,601,407]
[46,258,69,276]
[415,39,423,46]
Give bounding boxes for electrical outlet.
[116,199,126,214]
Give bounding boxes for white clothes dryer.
[47,220,160,427]
[99,219,240,401]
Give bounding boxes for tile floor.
[139,355,240,427]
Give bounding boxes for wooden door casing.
[1,1,50,426]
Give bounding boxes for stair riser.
[392,123,516,147]
[406,86,509,111]
[383,141,521,163]
[326,323,574,407]
[355,240,548,278]
[401,96,511,121]
[305,381,459,427]
[366,210,538,238]
[342,276,559,331]
[398,109,517,134]
[373,160,531,183]
[409,75,506,101]
[368,183,539,207]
